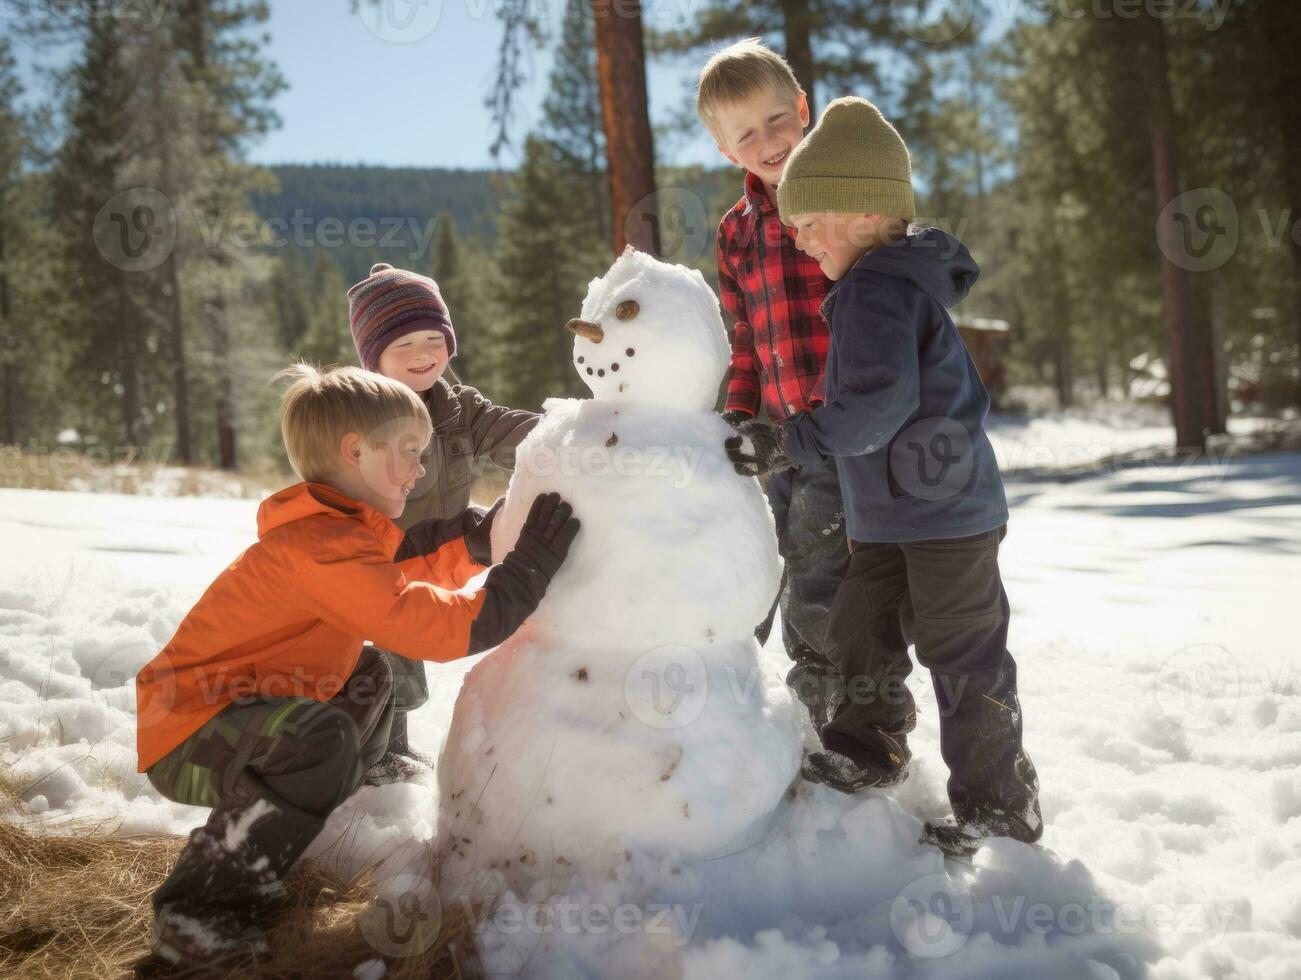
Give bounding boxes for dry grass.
[0,815,483,979]
[0,445,287,499]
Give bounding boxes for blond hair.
[274,362,431,482]
[696,38,803,144]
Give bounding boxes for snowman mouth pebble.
[567,300,638,386]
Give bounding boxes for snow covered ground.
[1,438,1298,978]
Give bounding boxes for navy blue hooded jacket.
[783,229,1008,543]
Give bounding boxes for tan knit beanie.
[777,96,916,223]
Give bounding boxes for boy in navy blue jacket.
[724,97,1042,849]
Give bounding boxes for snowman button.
[626,348,635,357]
[611,363,619,372]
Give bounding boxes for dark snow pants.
[821,525,1042,840]
[757,458,851,716]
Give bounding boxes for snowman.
[435,248,800,898]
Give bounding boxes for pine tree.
[0,39,29,445]
[487,3,613,409]
[54,16,155,451]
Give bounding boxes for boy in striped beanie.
[347,262,539,783]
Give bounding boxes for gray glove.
[724,417,796,477]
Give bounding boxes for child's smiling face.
[790,212,906,281]
[333,418,430,519]
[377,331,449,392]
[712,87,810,190]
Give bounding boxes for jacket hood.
[256,481,400,550]
[851,228,979,309]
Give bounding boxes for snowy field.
[1,440,1298,978]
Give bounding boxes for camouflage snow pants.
[147,645,395,815]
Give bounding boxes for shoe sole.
[800,755,910,794]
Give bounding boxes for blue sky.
[12,0,736,171]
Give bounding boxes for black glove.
[468,492,580,654]
[724,417,795,477]
[720,410,753,428]
[461,496,505,566]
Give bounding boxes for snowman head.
[566,247,730,412]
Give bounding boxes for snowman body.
[436,250,800,895]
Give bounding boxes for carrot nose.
[566,318,604,343]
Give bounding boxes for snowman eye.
[615,299,639,321]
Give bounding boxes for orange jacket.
[136,481,486,772]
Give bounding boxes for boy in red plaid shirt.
[696,39,855,747]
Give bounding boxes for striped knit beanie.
[348,262,456,371]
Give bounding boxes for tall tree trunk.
[119,278,141,451]
[591,0,659,256]
[159,141,193,464]
[166,253,192,463]
[780,0,815,114]
[0,219,16,445]
[1141,15,1205,454]
[210,292,236,470]
[1150,126,1205,453]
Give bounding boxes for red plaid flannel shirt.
[716,171,832,421]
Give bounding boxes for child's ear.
[339,432,363,469]
[716,143,740,168]
[796,90,810,129]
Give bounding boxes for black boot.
[149,771,326,970]
[804,724,912,794]
[363,711,436,786]
[785,647,846,734]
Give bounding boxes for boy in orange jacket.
[135,362,579,971]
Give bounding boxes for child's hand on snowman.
[724,418,795,477]
[468,493,581,653]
